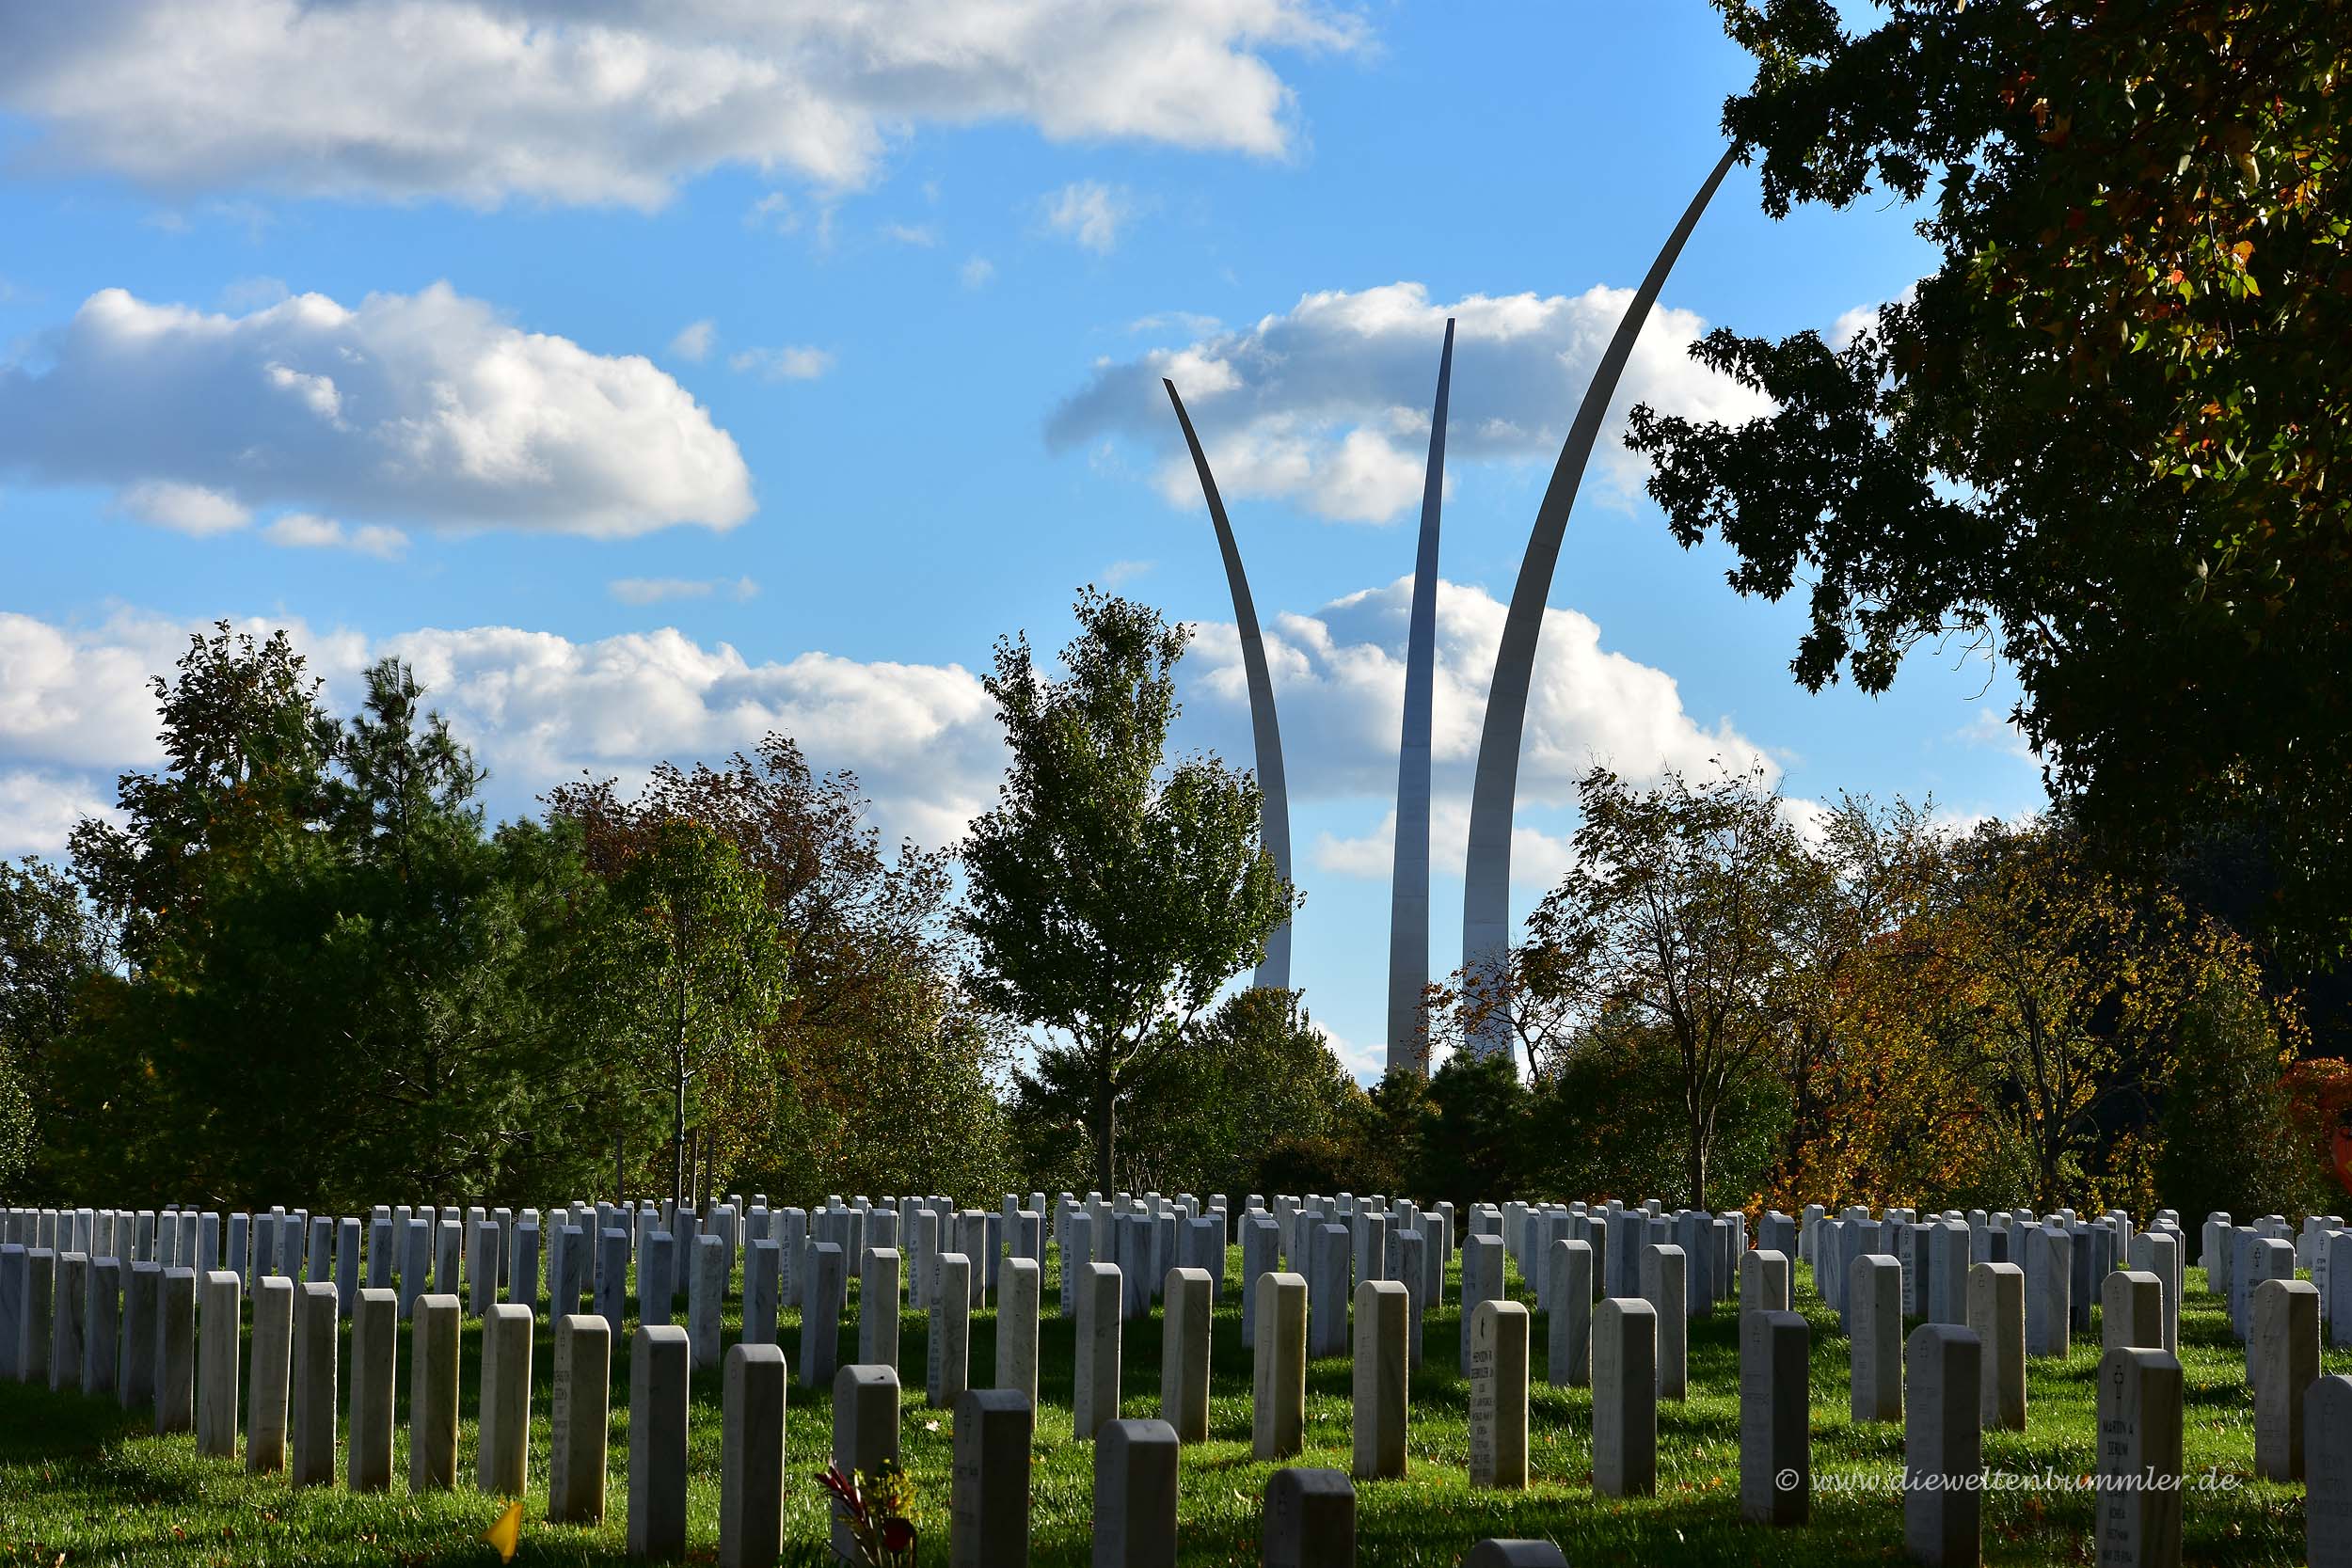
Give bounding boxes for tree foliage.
[960,590,1294,1192]
[1502,764,1815,1211]
[1628,0,2352,957]
[549,737,1012,1210]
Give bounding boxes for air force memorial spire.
[1162,147,1736,1055]
[1165,377,1295,991]
[1458,147,1739,1056]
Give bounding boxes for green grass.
[0,1251,2324,1565]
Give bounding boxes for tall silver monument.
[1459,148,1738,1054]
[1164,377,1294,990]
[1386,319,1455,1075]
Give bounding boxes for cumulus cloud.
[960,257,997,290]
[1175,575,1772,808]
[0,610,234,774]
[1041,180,1135,254]
[0,576,1766,911]
[0,1,1364,208]
[263,513,410,558]
[0,283,754,538]
[668,318,717,362]
[0,609,1005,863]
[728,344,834,382]
[1309,800,1578,892]
[0,771,119,858]
[609,576,760,606]
[1050,279,1774,523]
[1312,1023,1388,1084]
[1956,705,2038,762]
[1829,283,1919,352]
[117,480,252,536]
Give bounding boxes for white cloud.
[0,610,231,769]
[1828,283,1918,351]
[668,318,717,362]
[0,283,754,538]
[0,1,1363,208]
[262,513,409,558]
[1777,794,1836,848]
[1099,559,1155,589]
[1309,800,1578,892]
[1312,1023,1387,1085]
[609,576,760,606]
[743,193,798,234]
[960,256,997,290]
[219,275,291,311]
[0,770,119,858]
[1050,279,1774,523]
[879,222,939,248]
[1956,705,2038,762]
[1041,180,1135,254]
[117,480,252,536]
[0,609,1007,861]
[1129,310,1222,336]
[1177,576,1773,808]
[728,344,834,382]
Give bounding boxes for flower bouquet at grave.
[817,1459,918,1567]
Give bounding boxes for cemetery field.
[0,1254,2321,1567]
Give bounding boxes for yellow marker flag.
[484,1498,523,1563]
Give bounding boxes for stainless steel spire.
[1459,148,1738,1053]
[1164,377,1294,990]
[1387,319,1454,1075]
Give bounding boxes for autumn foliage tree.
[1629,0,2352,959]
[1505,764,1816,1212]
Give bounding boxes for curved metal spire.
[1388,319,1454,1076]
[1164,378,1294,990]
[1460,147,1739,1053]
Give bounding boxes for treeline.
[0,602,1306,1214]
[0,624,1014,1210]
[0,615,2341,1223]
[1390,768,2336,1224]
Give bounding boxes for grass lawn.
[0,1249,2325,1565]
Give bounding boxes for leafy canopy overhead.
[1628,0,2350,956]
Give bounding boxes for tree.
[0,858,103,1194]
[71,622,337,969]
[550,737,1010,1209]
[603,818,785,1210]
[38,635,623,1207]
[1510,765,1815,1211]
[1627,0,2352,958]
[960,590,1294,1193]
[1073,987,1364,1196]
[1942,818,2269,1211]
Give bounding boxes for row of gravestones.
[8,1190,2350,1568]
[0,1234,1546,1565]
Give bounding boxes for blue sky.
[0,1,2045,1080]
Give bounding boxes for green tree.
[1413,1053,1534,1209]
[1096,987,1363,1196]
[0,858,100,1193]
[2159,980,2324,1223]
[550,737,1009,1209]
[605,818,786,1209]
[960,590,1294,1193]
[1509,765,1815,1211]
[1627,0,2352,958]
[41,635,619,1207]
[71,623,337,967]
